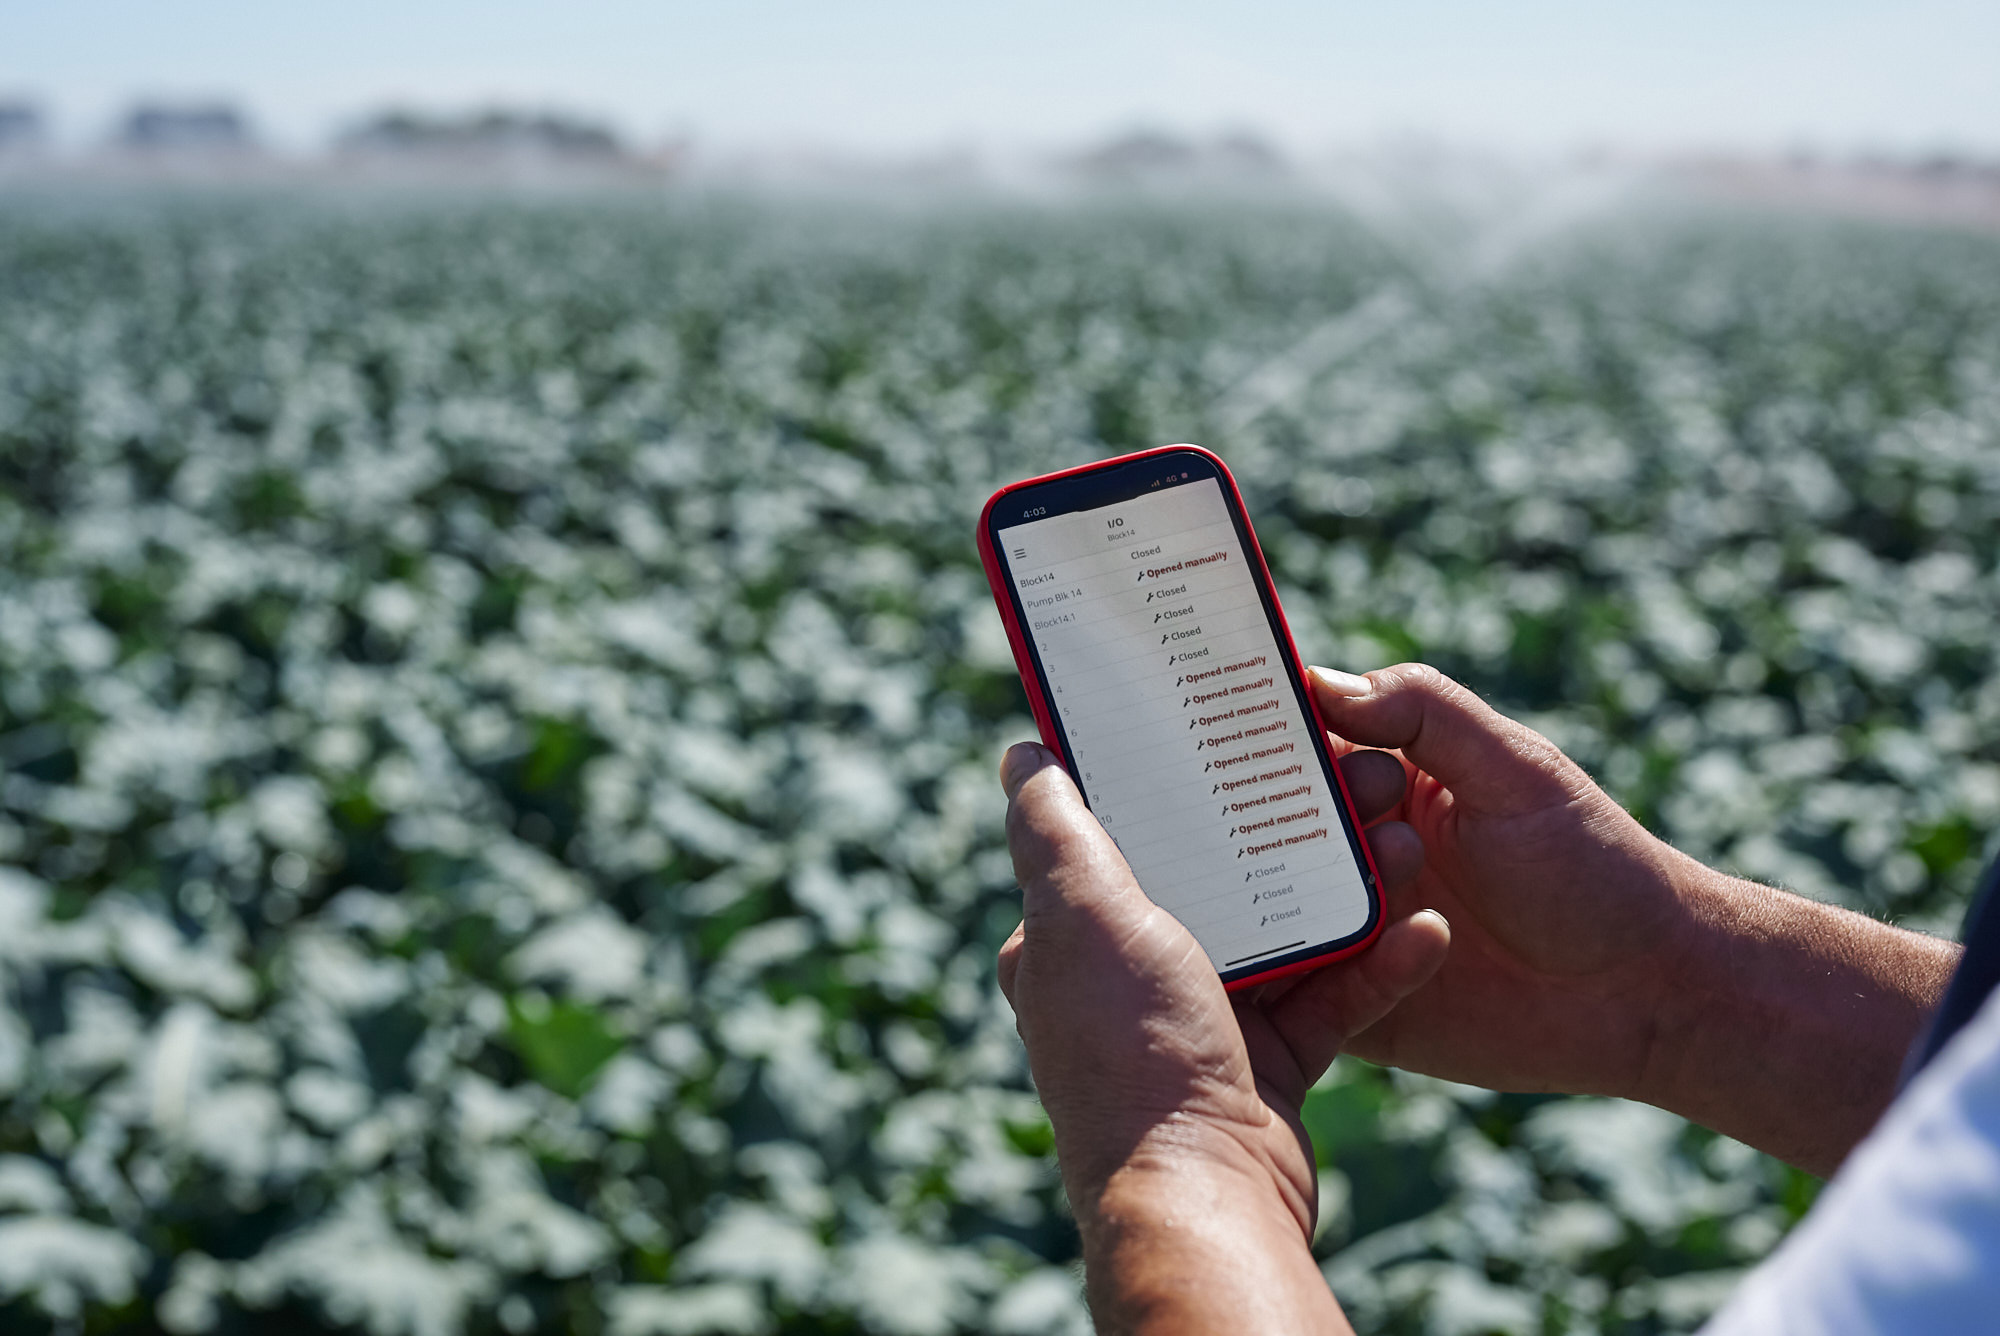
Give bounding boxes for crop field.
[1,190,1998,1335]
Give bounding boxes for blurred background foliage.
[1,191,1998,1335]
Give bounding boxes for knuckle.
[1351,968,1400,1025]
[1393,661,1499,728]
[1423,668,1469,711]
[1515,726,1586,788]
[1387,661,1452,700]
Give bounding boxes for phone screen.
[990,453,1377,981]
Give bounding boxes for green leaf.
[1003,1113,1055,1158]
[1300,1072,1387,1168]
[507,996,624,1098]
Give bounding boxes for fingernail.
[1309,665,1373,698]
[1000,741,1056,797]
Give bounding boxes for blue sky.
[7,0,1997,155]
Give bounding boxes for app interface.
[997,476,1371,973]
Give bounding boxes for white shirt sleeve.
[1702,985,2000,1335]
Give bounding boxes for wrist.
[1636,852,1757,1100]
[1637,857,1960,1173]
[1075,1126,1313,1251]
[1077,1152,1345,1336]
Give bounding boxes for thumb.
[1262,908,1451,1085]
[1000,742,1149,926]
[1308,662,1572,814]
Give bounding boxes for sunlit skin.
[998,662,1959,1335]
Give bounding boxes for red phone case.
[977,444,1385,990]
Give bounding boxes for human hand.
[1304,663,1958,1173]
[1298,662,1693,1101]
[996,741,1448,1332]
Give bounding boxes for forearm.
[1641,856,1960,1176]
[1077,1159,1351,1336]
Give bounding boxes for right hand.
[1289,663,1704,1102]
[1297,663,1961,1174]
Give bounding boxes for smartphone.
[978,444,1383,990]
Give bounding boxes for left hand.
[996,741,1449,1332]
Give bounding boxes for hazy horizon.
[6,0,1998,161]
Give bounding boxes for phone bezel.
[978,444,1383,989]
